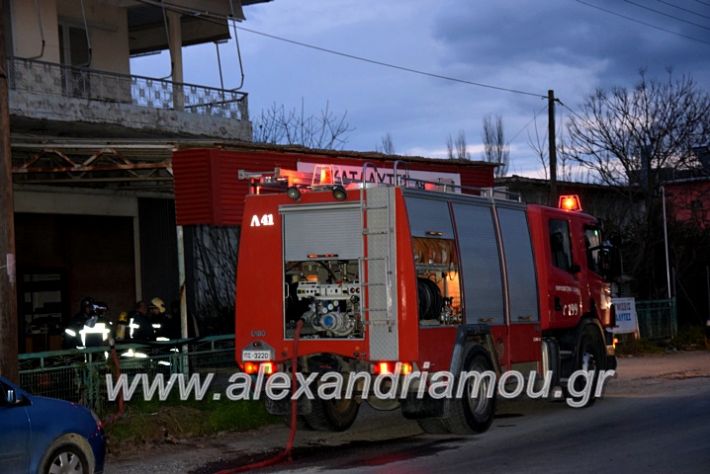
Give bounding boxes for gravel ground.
[104,350,710,474]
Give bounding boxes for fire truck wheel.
[282,415,313,430]
[566,324,606,407]
[443,353,496,435]
[417,418,449,434]
[302,397,360,432]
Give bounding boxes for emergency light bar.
[558,195,582,212]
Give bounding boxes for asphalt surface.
[265,376,710,473]
[107,351,710,474]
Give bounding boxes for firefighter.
[63,296,94,348]
[126,300,154,342]
[81,301,111,348]
[149,297,179,341]
[115,311,129,342]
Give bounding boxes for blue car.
[0,376,105,474]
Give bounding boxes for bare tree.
[527,110,549,179]
[565,70,710,299]
[446,130,470,160]
[377,133,396,154]
[253,100,354,149]
[566,71,710,190]
[482,115,509,176]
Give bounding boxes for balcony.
[8,57,251,140]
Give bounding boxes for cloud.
[131,0,710,178]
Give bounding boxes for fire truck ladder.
[358,163,399,359]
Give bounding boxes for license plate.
[242,350,272,361]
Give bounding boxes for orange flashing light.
[320,167,333,185]
[372,361,413,375]
[312,164,335,186]
[243,361,275,375]
[558,194,582,212]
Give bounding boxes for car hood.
[26,394,100,435]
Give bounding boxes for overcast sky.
[133,0,710,178]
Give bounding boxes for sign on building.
[297,162,462,191]
[610,297,639,336]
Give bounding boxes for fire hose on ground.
[215,320,304,474]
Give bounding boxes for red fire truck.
[235,165,617,434]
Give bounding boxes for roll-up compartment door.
[282,204,362,261]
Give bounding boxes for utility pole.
[548,89,557,206]
[0,4,19,382]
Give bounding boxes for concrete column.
[167,11,184,110]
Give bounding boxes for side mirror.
[6,389,16,405]
[599,246,621,281]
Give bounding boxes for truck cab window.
[584,227,602,274]
[549,219,572,272]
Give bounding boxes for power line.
[655,0,710,21]
[234,26,546,99]
[624,0,710,31]
[557,101,587,124]
[509,104,549,143]
[692,0,710,7]
[576,0,710,45]
[134,0,546,98]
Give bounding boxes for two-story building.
[5,0,270,352]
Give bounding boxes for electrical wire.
[229,0,246,90]
[134,0,546,99]
[692,0,710,7]
[26,0,45,60]
[576,0,710,45]
[623,0,710,31]
[79,0,92,67]
[159,0,175,80]
[234,25,546,98]
[655,0,710,21]
[557,101,587,124]
[509,104,549,143]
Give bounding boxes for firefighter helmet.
[150,297,166,314]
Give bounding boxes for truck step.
[559,350,574,358]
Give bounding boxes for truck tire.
[442,352,496,434]
[417,417,449,434]
[302,397,359,431]
[566,324,606,407]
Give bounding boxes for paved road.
[268,376,710,473]
[107,352,710,474]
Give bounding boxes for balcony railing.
[8,56,248,121]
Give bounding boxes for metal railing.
[18,335,236,415]
[8,56,248,121]
[637,298,678,340]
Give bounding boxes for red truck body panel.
[235,182,612,375]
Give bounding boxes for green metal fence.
[18,335,235,415]
[636,298,678,341]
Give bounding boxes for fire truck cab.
[235,166,617,434]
